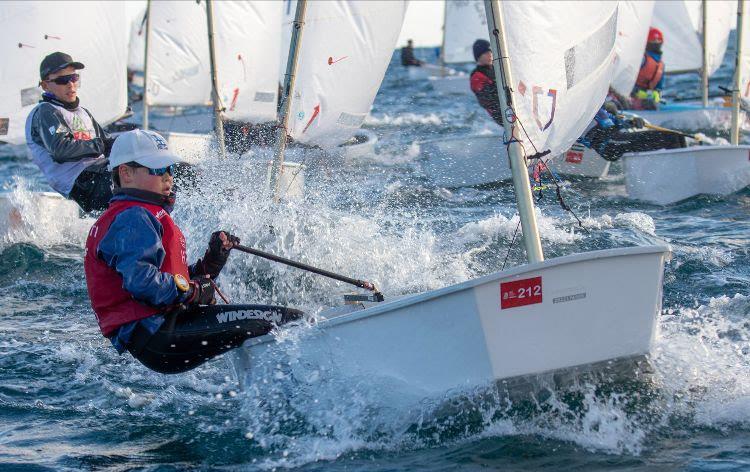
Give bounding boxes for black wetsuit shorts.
[69,160,113,213]
[126,304,304,374]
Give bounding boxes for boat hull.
[429,74,470,95]
[338,129,378,161]
[420,134,511,187]
[554,142,612,178]
[234,246,669,395]
[623,145,750,204]
[635,101,750,131]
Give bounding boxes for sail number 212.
[500,276,543,309]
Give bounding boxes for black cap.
[39,52,84,80]
[473,39,491,61]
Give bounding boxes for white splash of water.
[365,113,443,127]
[652,294,750,430]
[455,210,584,247]
[0,177,91,249]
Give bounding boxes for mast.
[142,0,151,130]
[732,0,745,145]
[206,0,227,158]
[483,0,544,264]
[701,0,709,107]
[270,0,307,200]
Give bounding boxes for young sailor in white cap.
[84,129,301,373]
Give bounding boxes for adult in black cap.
[25,51,115,213]
[469,39,502,126]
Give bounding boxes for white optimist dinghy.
[623,1,750,205]
[428,0,488,96]
[0,1,129,229]
[234,0,670,394]
[636,0,742,130]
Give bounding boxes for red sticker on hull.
[565,150,583,164]
[500,276,542,309]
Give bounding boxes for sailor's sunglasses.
[126,162,175,176]
[44,73,80,85]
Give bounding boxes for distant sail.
[213,1,281,122]
[147,2,212,107]
[287,1,408,148]
[443,0,488,64]
[127,6,147,73]
[0,1,128,145]
[652,0,733,75]
[501,1,618,156]
[147,1,281,123]
[611,1,655,96]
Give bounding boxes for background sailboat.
[623,0,750,205]
[140,0,282,159]
[270,0,407,179]
[428,0,488,95]
[640,0,744,130]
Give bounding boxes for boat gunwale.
[244,244,671,347]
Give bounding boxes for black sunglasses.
[125,162,175,176]
[44,73,80,85]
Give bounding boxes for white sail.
[287,1,408,148]
[501,1,618,156]
[611,1,655,96]
[147,1,212,107]
[653,0,733,75]
[147,1,281,122]
[0,1,128,145]
[705,1,735,75]
[443,0,488,64]
[127,6,147,72]
[213,1,281,123]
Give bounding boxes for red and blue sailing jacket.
[84,189,191,338]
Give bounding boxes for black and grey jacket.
[25,94,113,196]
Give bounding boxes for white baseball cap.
[107,129,187,171]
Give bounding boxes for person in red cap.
[631,27,665,110]
[26,52,115,213]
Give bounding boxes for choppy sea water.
[1,41,749,471]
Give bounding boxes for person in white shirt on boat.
[26,52,115,213]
